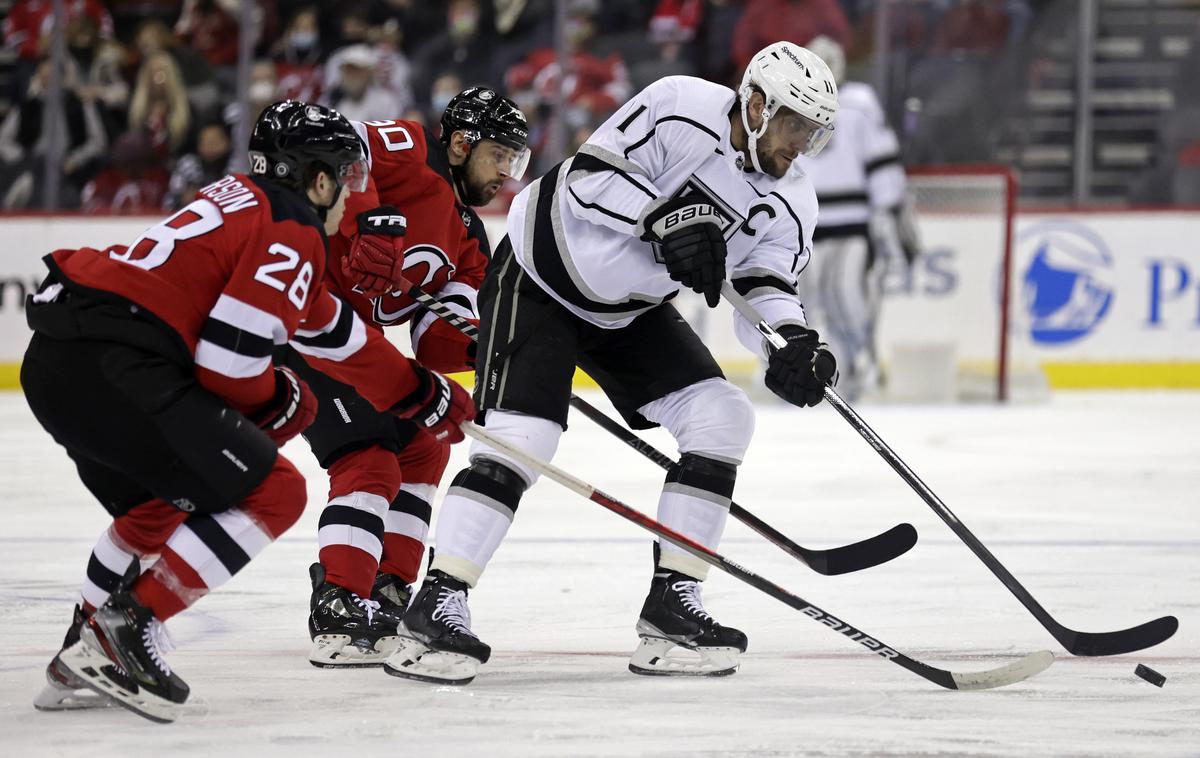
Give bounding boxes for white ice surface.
[1,390,1197,756]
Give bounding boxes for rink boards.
[1,209,1198,389]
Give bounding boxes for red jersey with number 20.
[325,120,489,372]
[46,174,422,415]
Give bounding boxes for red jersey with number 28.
[325,121,489,372]
[46,173,422,415]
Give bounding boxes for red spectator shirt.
[3,0,113,60]
[46,173,421,416]
[328,120,490,372]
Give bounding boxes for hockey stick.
[721,281,1179,657]
[461,420,1052,690]
[397,277,916,575]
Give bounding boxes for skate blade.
[58,633,179,724]
[33,679,113,711]
[309,633,403,668]
[628,636,740,677]
[382,638,480,685]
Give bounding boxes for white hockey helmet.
[738,41,839,172]
[805,35,846,86]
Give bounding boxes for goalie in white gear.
[795,35,920,401]
[385,42,839,685]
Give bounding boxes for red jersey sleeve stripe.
[291,294,368,362]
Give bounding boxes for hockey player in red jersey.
[277,87,531,667]
[24,101,474,723]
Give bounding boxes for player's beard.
[460,157,502,206]
[755,140,791,179]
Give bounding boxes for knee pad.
[467,410,562,487]
[667,453,738,499]
[449,457,529,517]
[327,444,402,502]
[638,378,755,464]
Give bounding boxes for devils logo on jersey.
[371,244,456,325]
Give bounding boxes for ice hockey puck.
[1134,664,1166,688]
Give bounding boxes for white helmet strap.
[739,86,772,174]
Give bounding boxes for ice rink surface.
[0,389,1196,757]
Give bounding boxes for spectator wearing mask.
[411,0,495,106]
[272,6,324,102]
[0,56,107,209]
[65,14,128,135]
[163,120,232,210]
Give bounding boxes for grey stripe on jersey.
[731,265,800,302]
[518,162,668,326]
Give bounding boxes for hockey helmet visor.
[772,108,834,158]
[337,155,370,193]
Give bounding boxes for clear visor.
[774,111,834,158]
[338,158,370,193]
[492,143,531,181]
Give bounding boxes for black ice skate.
[384,570,490,685]
[33,604,114,711]
[35,558,140,711]
[629,571,748,677]
[371,570,412,619]
[56,591,189,723]
[308,563,404,668]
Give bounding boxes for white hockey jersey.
[794,81,905,238]
[505,75,819,358]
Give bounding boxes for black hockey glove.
[764,325,838,408]
[641,196,727,308]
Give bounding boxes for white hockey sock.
[430,493,514,587]
[654,455,737,580]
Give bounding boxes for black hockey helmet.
[439,86,530,180]
[248,100,369,196]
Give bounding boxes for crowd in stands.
[1,0,1195,212]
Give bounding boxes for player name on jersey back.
[199,175,261,214]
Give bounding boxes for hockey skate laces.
[430,589,472,632]
[143,619,176,676]
[352,595,381,625]
[672,580,713,622]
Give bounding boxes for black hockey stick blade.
[566,395,916,575]
[1049,615,1179,657]
[463,421,1054,691]
[731,503,918,575]
[722,282,1180,657]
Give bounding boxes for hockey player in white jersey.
[795,36,919,400]
[385,42,840,685]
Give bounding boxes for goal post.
[877,164,1049,403]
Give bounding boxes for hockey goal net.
[877,164,1048,402]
